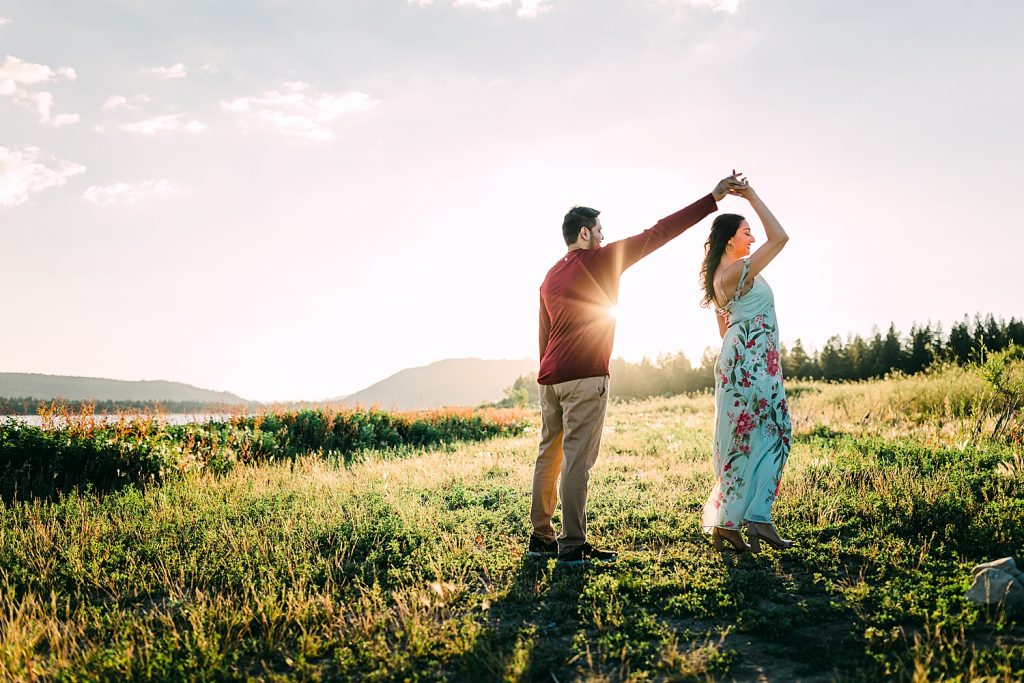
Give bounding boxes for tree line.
[784,314,1024,381]
[496,313,1024,405]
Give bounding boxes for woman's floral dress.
[702,257,792,532]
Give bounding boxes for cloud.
[0,146,86,208]
[102,96,127,111]
[12,90,80,126]
[667,0,746,13]
[411,0,551,17]
[514,0,550,17]
[0,54,67,91]
[222,81,376,141]
[82,179,188,206]
[149,63,187,79]
[102,94,150,111]
[13,90,80,127]
[119,113,206,135]
[0,55,79,125]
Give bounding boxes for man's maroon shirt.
[538,194,718,385]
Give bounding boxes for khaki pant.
[531,375,609,552]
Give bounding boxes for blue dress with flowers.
[702,258,792,532]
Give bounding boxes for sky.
[2,0,1022,401]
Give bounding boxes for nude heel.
[745,526,762,553]
[712,526,751,553]
[747,522,796,550]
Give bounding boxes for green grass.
[0,378,1022,681]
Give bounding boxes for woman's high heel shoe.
[712,526,751,553]
[745,522,796,552]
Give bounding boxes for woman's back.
[717,259,776,328]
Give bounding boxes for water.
[3,414,233,427]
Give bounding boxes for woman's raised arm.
[740,183,788,281]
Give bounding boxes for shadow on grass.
[709,531,871,682]
[448,555,591,681]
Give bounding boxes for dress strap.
[732,258,751,302]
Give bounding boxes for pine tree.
[881,323,904,374]
[984,314,1007,352]
[820,336,852,380]
[782,339,813,379]
[947,316,973,364]
[1007,318,1024,347]
[867,327,887,377]
[906,323,935,374]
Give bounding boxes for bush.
[0,407,529,502]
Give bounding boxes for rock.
[965,568,1024,612]
[971,557,1024,583]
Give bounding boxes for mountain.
[336,358,536,410]
[0,373,247,404]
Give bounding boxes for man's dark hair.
[562,206,600,246]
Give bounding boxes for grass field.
[1,371,1023,681]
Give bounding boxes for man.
[530,173,744,565]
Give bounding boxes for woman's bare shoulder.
[718,259,745,284]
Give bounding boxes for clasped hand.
[713,169,756,201]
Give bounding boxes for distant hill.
[336,358,536,410]
[0,373,247,404]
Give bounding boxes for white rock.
[971,557,1024,583]
[965,568,1024,612]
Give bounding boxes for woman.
[699,176,794,553]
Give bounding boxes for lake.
[3,414,234,427]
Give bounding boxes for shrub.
[0,407,529,502]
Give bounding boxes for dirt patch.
[722,619,855,682]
